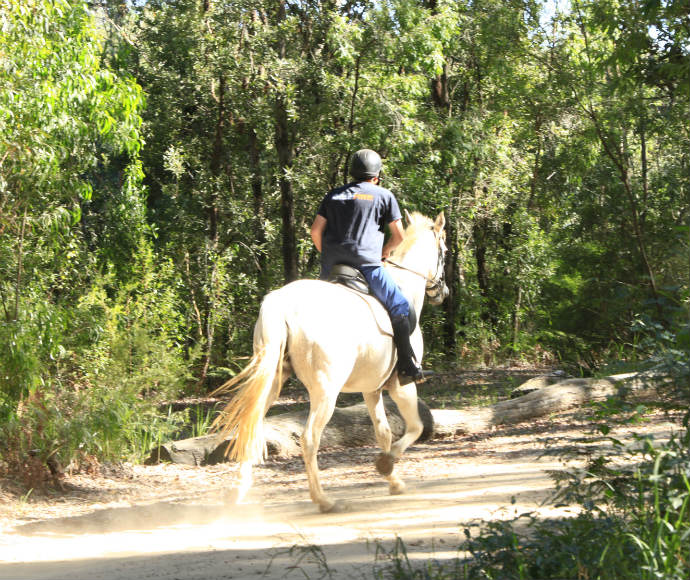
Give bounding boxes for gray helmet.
[350,149,382,181]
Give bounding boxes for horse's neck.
[391,248,429,316]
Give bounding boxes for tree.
[534,0,689,359]
[0,0,145,403]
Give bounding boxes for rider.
[310,149,424,385]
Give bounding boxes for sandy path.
[0,411,680,580]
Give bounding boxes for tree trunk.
[274,0,298,284]
[249,127,269,295]
[197,74,225,388]
[147,371,666,465]
[442,208,457,355]
[473,216,496,326]
[275,98,298,283]
[511,286,522,348]
[432,371,666,436]
[14,208,27,322]
[430,61,450,112]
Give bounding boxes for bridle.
[385,228,447,299]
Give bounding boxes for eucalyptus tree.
[0,0,194,477]
[0,0,145,405]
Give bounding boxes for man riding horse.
[310,149,426,385]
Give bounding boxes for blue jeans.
[359,265,410,320]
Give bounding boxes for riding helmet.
[350,149,382,181]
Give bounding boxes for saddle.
[327,264,417,335]
[328,264,370,294]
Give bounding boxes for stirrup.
[397,364,433,385]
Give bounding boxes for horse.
[212,210,448,513]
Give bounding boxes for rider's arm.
[310,214,327,252]
[382,219,404,260]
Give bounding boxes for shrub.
[459,418,690,580]
[0,245,191,487]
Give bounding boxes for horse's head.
[393,211,449,306]
[425,212,449,305]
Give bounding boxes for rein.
[385,230,446,294]
[384,258,432,283]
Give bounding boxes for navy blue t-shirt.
[317,181,402,276]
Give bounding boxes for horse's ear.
[434,212,446,232]
[404,209,413,224]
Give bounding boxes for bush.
[459,417,690,580]
[0,245,191,487]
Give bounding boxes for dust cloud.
[0,462,570,580]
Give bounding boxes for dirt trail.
[0,410,681,580]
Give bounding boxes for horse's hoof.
[389,483,406,495]
[375,453,395,476]
[319,499,349,514]
[222,488,241,505]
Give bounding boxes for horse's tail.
[211,295,287,464]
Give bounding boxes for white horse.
[213,211,448,513]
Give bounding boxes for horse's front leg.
[301,390,339,513]
[376,379,423,495]
[363,389,407,496]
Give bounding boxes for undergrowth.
[367,411,689,580]
[369,315,690,580]
[0,251,194,490]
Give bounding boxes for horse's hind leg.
[388,381,423,455]
[227,364,286,505]
[226,361,289,506]
[363,390,392,452]
[301,390,339,513]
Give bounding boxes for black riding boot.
[391,315,424,386]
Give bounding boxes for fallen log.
[432,369,666,436]
[146,397,434,466]
[146,370,667,465]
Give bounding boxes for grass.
[372,537,468,580]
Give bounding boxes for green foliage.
[1,0,689,482]
[0,241,190,482]
[454,399,690,580]
[372,536,467,579]
[0,0,191,481]
[630,314,690,402]
[115,0,688,370]
[461,512,647,580]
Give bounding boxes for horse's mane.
[392,212,434,258]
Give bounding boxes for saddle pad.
[340,286,393,337]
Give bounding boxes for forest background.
[0,0,688,481]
